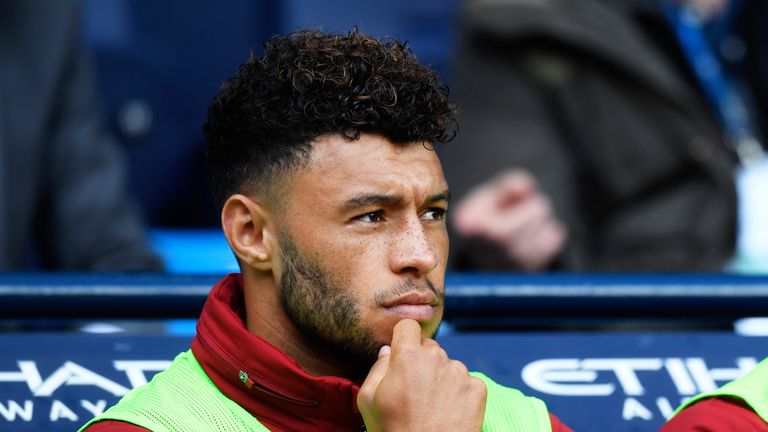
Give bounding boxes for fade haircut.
[204,28,457,208]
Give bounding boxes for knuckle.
[468,376,488,397]
[357,387,374,405]
[449,359,469,375]
[422,338,439,348]
[424,342,449,362]
[438,347,449,360]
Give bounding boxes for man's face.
[274,133,449,371]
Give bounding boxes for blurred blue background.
[80,0,461,273]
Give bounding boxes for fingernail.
[379,345,391,357]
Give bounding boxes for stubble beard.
[277,231,382,378]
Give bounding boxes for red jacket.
[86,274,571,431]
[660,397,768,432]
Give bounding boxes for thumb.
[357,345,391,409]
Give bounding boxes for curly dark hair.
[204,28,457,208]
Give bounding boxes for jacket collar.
[191,273,365,432]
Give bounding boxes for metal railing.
[2,273,768,328]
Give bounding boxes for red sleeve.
[549,412,573,432]
[83,420,151,431]
[660,397,768,432]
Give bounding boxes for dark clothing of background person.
[0,0,162,270]
[443,0,738,271]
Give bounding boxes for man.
[661,357,768,431]
[78,30,571,431]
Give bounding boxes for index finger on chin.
[390,319,423,351]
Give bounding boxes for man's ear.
[221,194,275,271]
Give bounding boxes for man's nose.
[389,218,439,276]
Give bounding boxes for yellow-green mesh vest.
[78,351,269,432]
[471,371,552,431]
[79,349,552,432]
[672,356,768,424]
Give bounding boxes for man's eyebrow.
[343,193,404,210]
[342,189,450,210]
[427,189,451,204]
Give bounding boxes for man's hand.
[453,169,567,271]
[357,320,486,432]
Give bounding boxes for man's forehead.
[308,133,442,172]
[290,133,448,201]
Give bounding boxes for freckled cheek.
[330,237,386,294]
[342,235,390,267]
[431,230,450,266]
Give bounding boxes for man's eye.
[356,211,384,223]
[422,208,447,221]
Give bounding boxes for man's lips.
[381,291,440,321]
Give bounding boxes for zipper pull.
[238,370,254,390]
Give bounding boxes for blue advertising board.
[0,332,766,431]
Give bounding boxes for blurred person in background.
[79,29,571,431]
[443,0,768,272]
[0,0,162,271]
